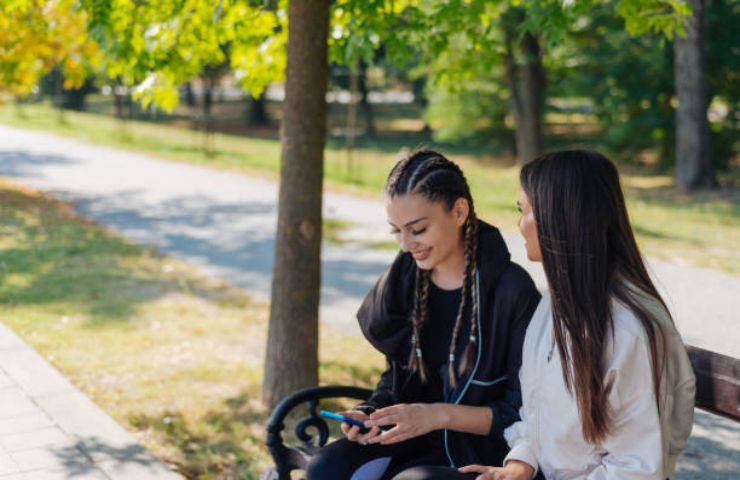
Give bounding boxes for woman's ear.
[453,198,470,227]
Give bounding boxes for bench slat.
[687,346,740,421]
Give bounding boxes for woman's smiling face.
[385,193,468,271]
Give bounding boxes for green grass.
[0,178,384,479]
[1,101,738,274]
[323,218,356,245]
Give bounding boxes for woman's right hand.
[458,460,535,480]
[339,410,382,444]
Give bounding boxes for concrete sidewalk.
[0,324,181,479]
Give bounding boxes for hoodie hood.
[357,220,511,359]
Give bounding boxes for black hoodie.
[356,221,541,468]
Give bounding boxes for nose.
[399,231,417,253]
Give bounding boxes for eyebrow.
[388,216,429,228]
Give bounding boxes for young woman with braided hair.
[306,150,541,480]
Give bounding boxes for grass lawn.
[0,177,384,479]
[1,102,738,274]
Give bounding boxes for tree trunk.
[505,27,545,165]
[358,61,375,137]
[412,76,432,134]
[262,0,330,408]
[125,91,134,119]
[201,75,216,155]
[202,76,214,119]
[674,0,717,190]
[183,81,196,107]
[113,88,125,120]
[247,93,269,126]
[346,60,359,175]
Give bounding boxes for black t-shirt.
[420,281,472,403]
[416,281,472,449]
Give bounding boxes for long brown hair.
[385,149,479,389]
[520,150,670,444]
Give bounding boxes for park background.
[0,0,738,478]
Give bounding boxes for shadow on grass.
[124,360,379,480]
[0,183,249,325]
[128,390,274,479]
[629,182,740,208]
[1,147,398,316]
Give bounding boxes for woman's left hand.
[363,403,446,445]
[458,461,534,480]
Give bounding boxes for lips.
[412,248,431,261]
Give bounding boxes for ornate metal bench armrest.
[264,385,373,480]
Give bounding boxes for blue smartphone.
[319,410,370,433]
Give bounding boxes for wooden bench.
[261,345,739,480]
[686,346,739,421]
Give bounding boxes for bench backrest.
[686,345,739,421]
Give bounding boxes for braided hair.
[386,149,480,389]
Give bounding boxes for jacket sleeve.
[663,325,696,475]
[584,324,664,480]
[354,359,397,412]
[487,266,541,437]
[355,252,414,413]
[503,406,539,478]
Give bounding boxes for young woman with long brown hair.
[305,150,541,479]
[457,150,696,480]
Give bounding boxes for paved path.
[0,324,180,479]
[0,124,738,478]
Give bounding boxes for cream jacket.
[504,291,695,479]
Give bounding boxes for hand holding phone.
[319,410,369,433]
[319,409,385,443]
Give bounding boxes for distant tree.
[705,0,739,172]
[246,93,269,126]
[674,0,718,190]
[547,0,736,179]
[39,69,98,111]
[503,9,545,164]
[0,0,98,97]
[547,6,677,164]
[80,0,285,112]
[343,1,688,164]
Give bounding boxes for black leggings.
[305,436,457,480]
[393,466,546,480]
[390,466,477,479]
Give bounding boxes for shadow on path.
[674,410,740,480]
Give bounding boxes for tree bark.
[674,0,718,190]
[262,0,330,408]
[505,27,545,165]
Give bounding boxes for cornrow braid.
[442,188,480,389]
[457,210,480,377]
[407,268,431,382]
[386,149,480,387]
